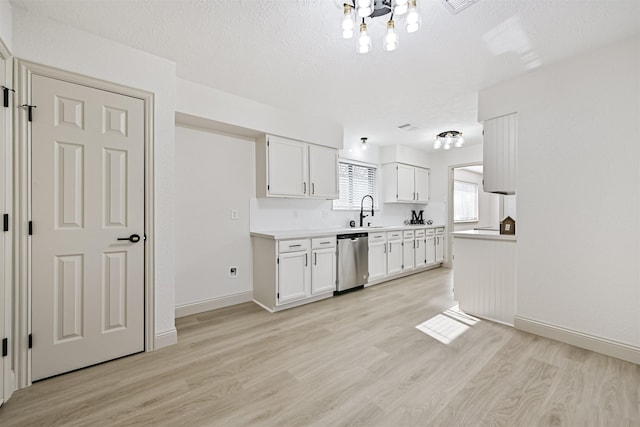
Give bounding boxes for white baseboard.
[252,299,274,313]
[514,316,640,365]
[175,291,253,318]
[154,328,178,350]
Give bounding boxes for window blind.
[454,180,479,222]
[333,161,377,210]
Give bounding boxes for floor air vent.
[440,0,478,14]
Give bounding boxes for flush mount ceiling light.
[433,131,464,150]
[360,137,369,150]
[342,0,421,53]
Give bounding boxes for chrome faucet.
[360,195,374,227]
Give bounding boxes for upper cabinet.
[382,163,430,203]
[256,135,338,199]
[483,113,517,195]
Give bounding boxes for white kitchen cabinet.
[426,235,436,265]
[256,134,339,199]
[414,168,430,203]
[387,231,403,276]
[311,247,336,295]
[382,163,430,203]
[415,230,427,269]
[402,230,415,271]
[435,228,445,263]
[483,113,517,195]
[278,250,310,304]
[309,144,338,199]
[368,232,387,282]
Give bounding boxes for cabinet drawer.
[435,227,445,235]
[312,237,336,249]
[387,231,402,240]
[425,229,435,236]
[403,230,415,238]
[278,239,311,253]
[414,229,425,237]
[369,232,386,241]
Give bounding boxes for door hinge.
[2,86,15,108]
[21,104,37,122]
[2,338,7,357]
[3,213,8,232]
[28,334,32,349]
[28,220,33,235]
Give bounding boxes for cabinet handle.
[314,253,317,265]
[320,241,331,245]
[384,244,387,253]
[413,192,416,200]
[305,253,308,266]
[389,243,392,253]
[303,182,307,194]
[289,244,302,248]
[312,183,315,195]
[417,192,419,200]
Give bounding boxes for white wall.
[453,169,500,231]
[175,126,254,309]
[12,9,177,339]
[176,78,343,150]
[479,35,640,348]
[0,0,12,52]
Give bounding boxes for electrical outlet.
[231,209,239,220]
[228,267,238,278]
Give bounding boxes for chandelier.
[342,0,422,53]
[433,131,464,150]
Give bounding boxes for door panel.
[311,248,336,295]
[396,164,414,202]
[308,145,338,199]
[415,238,426,268]
[368,241,387,281]
[31,75,145,381]
[0,56,5,404]
[414,168,430,203]
[426,237,436,265]
[403,239,415,271]
[277,251,309,304]
[387,240,403,275]
[268,136,307,197]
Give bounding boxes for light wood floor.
[1,268,638,426]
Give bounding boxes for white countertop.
[451,229,517,242]
[251,224,446,240]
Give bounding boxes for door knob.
[117,234,141,243]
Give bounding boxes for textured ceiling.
[10,0,640,151]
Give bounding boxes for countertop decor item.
[500,216,516,235]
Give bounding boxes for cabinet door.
[368,241,387,281]
[278,251,310,304]
[414,167,430,203]
[268,136,308,197]
[387,240,403,275]
[309,145,338,199]
[426,236,436,265]
[435,235,444,263]
[396,164,415,202]
[483,113,517,195]
[311,248,336,295]
[403,238,415,271]
[415,238,427,268]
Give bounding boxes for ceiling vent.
[440,0,479,14]
[398,123,420,131]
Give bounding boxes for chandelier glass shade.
[342,0,421,53]
[433,131,464,150]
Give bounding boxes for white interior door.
[31,75,145,381]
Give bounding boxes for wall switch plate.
[228,267,237,278]
[231,209,239,220]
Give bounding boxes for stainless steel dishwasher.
[336,232,369,294]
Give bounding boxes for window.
[333,161,377,210]
[454,180,479,222]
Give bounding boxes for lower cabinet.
[426,235,436,265]
[368,232,387,281]
[415,230,427,269]
[387,232,403,276]
[278,250,310,304]
[435,228,445,263]
[311,247,337,295]
[402,230,415,271]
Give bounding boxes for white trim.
[252,299,274,314]
[337,157,377,169]
[15,60,156,388]
[514,316,640,365]
[175,291,253,318]
[154,328,178,349]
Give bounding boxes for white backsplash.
[250,197,446,231]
